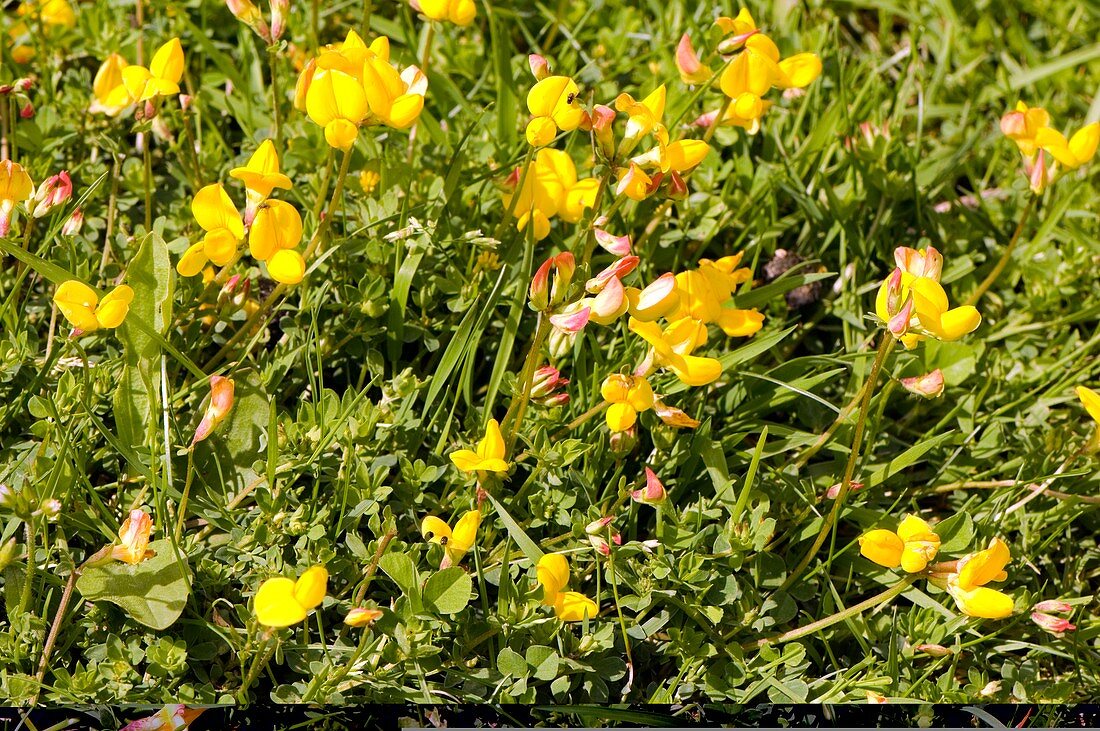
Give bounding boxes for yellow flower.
[248,200,302,261]
[104,38,185,108]
[999,101,1051,158]
[18,0,76,27]
[344,607,384,627]
[421,509,481,568]
[192,376,235,445]
[505,149,588,240]
[90,53,129,115]
[614,85,666,155]
[449,418,510,476]
[178,184,245,276]
[947,538,1013,619]
[666,255,764,337]
[536,553,570,604]
[600,373,655,432]
[676,34,712,85]
[857,515,940,573]
[525,76,584,147]
[553,591,598,622]
[306,69,369,149]
[0,159,34,237]
[875,268,981,348]
[1035,122,1099,171]
[54,281,134,332]
[109,509,155,565]
[1077,386,1100,424]
[629,317,722,387]
[626,273,680,322]
[229,139,293,211]
[615,162,654,201]
[267,249,307,285]
[631,125,711,174]
[416,0,476,26]
[255,565,328,628]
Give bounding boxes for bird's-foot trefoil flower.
[54,281,134,333]
[945,538,1014,619]
[525,75,585,147]
[178,184,246,276]
[421,509,481,569]
[601,373,655,432]
[192,376,235,445]
[413,0,476,26]
[858,514,941,572]
[229,139,293,220]
[255,565,328,628]
[450,418,510,477]
[110,509,156,565]
[0,160,34,236]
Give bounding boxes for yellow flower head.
[858,514,941,573]
[600,373,655,432]
[101,38,185,109]
[416,0,476,26]
[255,565,328,628]
[536,553,570,604]
[449,418,509,476]
[249,200,303,262]
[614,85,666,156]
[229,140,293,208]
[875,266,981,349]
[525,76,584,146]
[1035,122,1100,171]
[54,281,134,332]
[667,255,762,337]
[109,509,155,565]
[999,101,1052,158]
[18,0,76,27]
[178,184,245,277]
[626,273,680,322]
[947,537,1013,619]
[505,148,585,240]
[90,53,130,115]
[629,317,722,387]
[306,69,369,149]
[553,591,598,622]
[421,509,481,568]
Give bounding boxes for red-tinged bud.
[19,102,34,119]
[666,171,688,200]
[586,255,639,293]
[692,110,719,129]
[716,28,759,54]
[653,399,700,428]
[219,274,251,308]
[1025,149,1050,194]
[550,252,575,305]
[884,267,904,313]
[15,78,34,93]
[151,116,174,143]
[589,104,616,159]
[179,94,193,111]
[61,207,84,236]
[540,392,570,408]
[588,534,611,556]
[676,34,712,85]
[593,229,631,256]
[609,424,637,455]
[888,295,914,337]
[1034,599,1073,614]
[631,467,668,506]
[32,171,73,218]
[900,369,944,399]
[528,54,551,81]
[915,643,953,657]
[192,376,235,445]
[825,481,864,500]
[1031,611,1076,636]
[894,246,942,280]
[502,166,522,191]
[529,256,553,311]
[585,516,614,535]
[344,607,384,628]
[270,0,289,41]
[999,110,1027,139]
[0,85,11,95]
[531,365,568,399]
[549,304,590,334]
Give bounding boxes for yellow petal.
[896,515,936,542]
[858,529,903,568]
[267,249,306,285]
[605,402,637,432]
[386,93,424,129]
[949,584,1014,619]
[553,591,597,622]
[449,449,482,472]
[192,184,244,238]
[324,119,360,150]
[255,577,308,628]
[477,418,506,461]
[776,53,822,89]
[935,306,981,341]
[668,353,722,387]
[717,308,764,337]
[448,509,481,560]
[149,38,184,85]
[1068,123,1099,167]
[421,516,453,545]
[307,70,368,127]
[95,285,134,329]
[292,566,328,610]
[176,242,208,277]
[54,280,100,332]
[1076,386,1100,424]
[665,140,710,172]
[537,553,570,603]
[900,539,939,573]
[956,537,1010,590]
[203,228,240,267]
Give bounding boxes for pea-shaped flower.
[525,76,585,147]
[54,281,134,333]
[254,565,328,628]
[177,184,245,276]
[420,509,481,569]
[947,538,1014,619]
[449,418,510,476]
[858,514,940,573]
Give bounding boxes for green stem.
[780,333,894,592]
[16,519,36,620]
[501,313,550,454]
[142,136,153,231]
[965,194,1036,307]
[743,576,915,651]
[268,48,282,150]
[237,636,277,702]
[606,535,634,699]
[359,0,373,39]
[175,449,196,542]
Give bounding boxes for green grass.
[0,0,1098,708]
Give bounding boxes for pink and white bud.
[549,304,591,334]
[593,229,631,256]
[344,607,384,628]
[1031,611,1076,636]
[529,256,553,311]
[531,365,568,399]
[179,94,193,111]
[676,34,712,85]
[270,0,289,41]
[588,104,616,159]
[528,54,551,81]
[894,246,942,281]
[1024,150,1051,194]
[585,516,615,535]
[631,467,668,506]
[825,481,865,500]
[587,276,628,324]
[999,110,1027,139]
[61,207,84,236]
[550,252,575,305]
[586,255,639,293]
[192,376,235,445]
[609,424,637,455]
[692,110,720,129]
[915,643,953,657]
[32,171,73,218]
[38,498,62,519]
[666,171,688,200]
[887,296,914,337]
[900,369,945,399]
[219,274,251,308]
[1033,599,1073,614]
[884,267,904,313]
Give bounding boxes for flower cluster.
[1001,101,1099,192]
[294,31,427,150]
[178,140,305,284]
[91,38,186,116]
[875,245,981,349]
[860,516,1015,619]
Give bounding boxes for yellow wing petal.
[255,577,307,628]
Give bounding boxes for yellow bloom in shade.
[229,140,293,208]
[255,565,328,628]
[505,148,593,240]
[525,76,584,147]
[54,281,134,332]
[416,0,476,26]
[103,38,185,108]
[629,317,722,387]
[91,53,129,115]
[1035,122,1100,170]
[553,591,598,622]
[344,607,384,627]
[306,69,369,149]
[1077,386,1100,424]
[249,200,303,261]
[450,418,510,476]
[361,56,427,130]
[667,255,763,337]
[999,101,1051,157]
[421,509,481,568]
[857,514,940,572]
[178,184,245,276]
[536,553,570,604]
[19,0,76,27]
[600,373,655,432]
[616,163,654,201]
[947,538,1013,619]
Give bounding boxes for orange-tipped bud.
[193,376,235,445]
[676,34,712,84]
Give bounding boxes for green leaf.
[379,552,420,600]
[935,512,975,553]
[484,491,544,564]
[118,231,174,363]
[526,645,560,681]
[422,566,472,615]
[496,647,527,679]
[76,540,190,631]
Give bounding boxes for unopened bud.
[19,102,34,119]
[529,257,553,311]
[179,94,193,111]
[219,274,251,309]
[1033,599,1073,614]
[825,481,865,500]
[33,171,73,218]
[61,207,84,236]
[609,425,637,455]
[631,467,668,506]
[1031,611,1076,636]
[270,0,288,41]
[0,538,17,571]
[345,606,384,628]
[900,369,945,399]
[915,643,953,657]
[531,365,568,400]
[588,104,616,160]
[528,54,551,81]
[666,171,688,200]
[39,498,62,519]
[192,376,235,444]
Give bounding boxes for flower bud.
[1031,611,1076,636]
[0,538,17,571]
[345,606,384,628]
[1033,599,1073,614]
[270,0,289,41]
[179,94,193,111]
[915,643,953,657]
[588,104,616,160]
[676,34,712,85]
[219,274,251,309]
[39,498,62,519]
[550,252,575,305]
[531,365,568,400]
[20,102,34,119]
[609,424,637,455]
[529,257,553,311]
[586,255,639,294]
[1025,150,1050,194]
[585,516,614,535]
[32,171,73,218]
[151,116,174,143]
[888,294,914,338]
[900,369,945,399]
[593,229,631,256]
[192,376,235,444]
[61,207,84,236]
[666,171,688,200]
[825,481,865,500]
[631,467,667,506]
[110,509,155,564]
[528,54,551,81]
[547,327,576,359]
[653,399,699,429]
